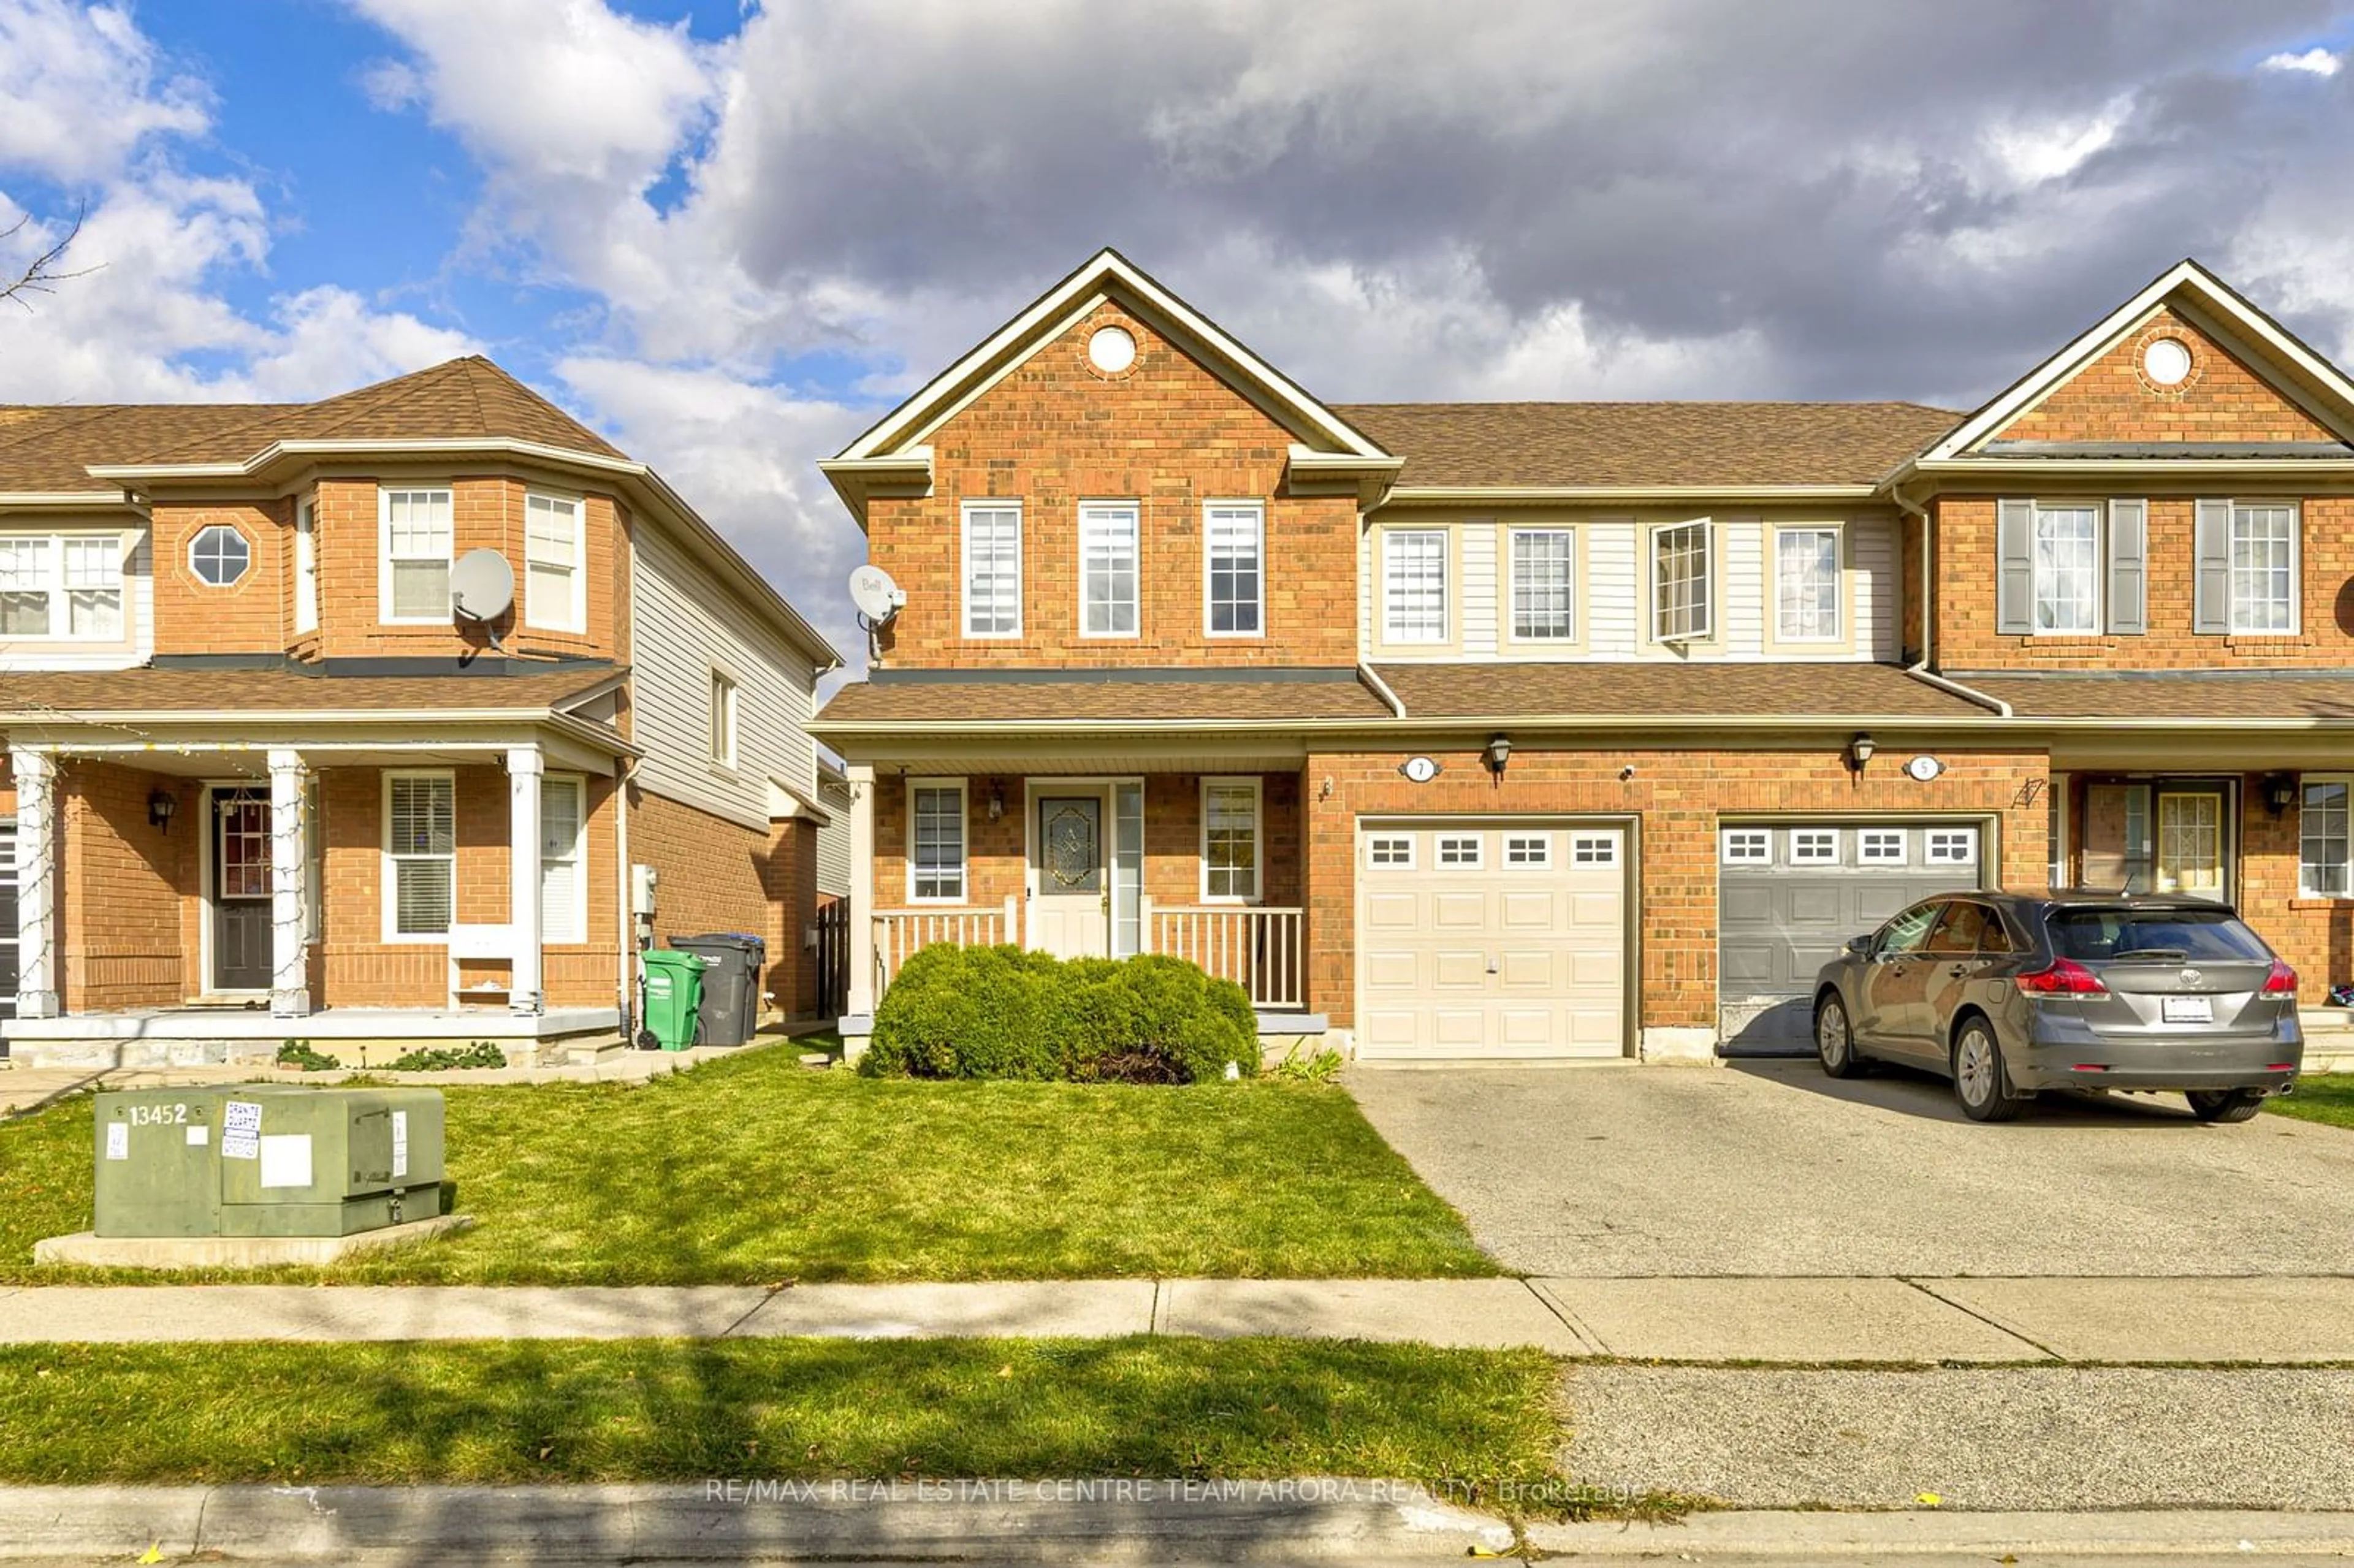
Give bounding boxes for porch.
[844,768,1319,1030]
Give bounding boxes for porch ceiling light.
[147,788,176,833]
[1848,733,1876,774]
[1483,734,1512,781]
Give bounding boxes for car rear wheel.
[1952,1018,2021,1122]
[2185,1088,2267,1124]
[1815,994,1866,1079]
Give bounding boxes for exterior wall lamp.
[1847,733,1876,774]
[1483,734,1513,782]
[147,788,177,833]
[2264,772,2297,816]
[986,782,1005,821]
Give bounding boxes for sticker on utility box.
[220,1100,263,1161]
[186,1124,210,1147]
[258,1133,313,1189]
[104,1122,129,1161]
[391,1111,409,1179]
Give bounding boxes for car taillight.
[2016,957,2109,997]
[2263,959,2297,996]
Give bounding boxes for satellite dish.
[848,564,906,623]
[450,549,516,625]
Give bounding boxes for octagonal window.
[190,524,250,587]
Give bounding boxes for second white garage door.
[1355,820,1628,1060]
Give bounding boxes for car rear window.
[2046,908,2271,963]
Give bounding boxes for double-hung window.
[1204,502,1263,636]
[2031,503,2100,633]
[909,782,966,902]
[2229,503,2297,633]
[525,492,586,633]
[380,487,454,622]
[1773,526,1842,642]
[1202,778,1261,900]
[2301,777,2351,897]
[1651,520,1712,642]
[540,775,587,944]
[1509,528,1575,642]
[961,502,1022,637]
[0,535,124,639]
[1382,529,1448,644]
[1080,502,1140,636]
[384,772,455,938]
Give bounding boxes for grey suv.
[1811,892,2302,1123]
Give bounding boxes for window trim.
[1766,522,1848,650]
[1078,499,1141,639]
[1570,832,1620,867]
[540,773,589,946]
[380,769,457,944]
[707,668,739,770]
[1366,833,1415,870]
[1503,831,1553,869]
[1202,500,1265,639]
[1376,525,1455,652]
[0,531,128,642]
[1720,828,1771,865]
[1924,826,1980,867]
[1198,776,1263,903]
[2028,499,2103,636]
[959,500,1023,640]
[187,523,251,590]
[2299,773,2352,899]
[292,498,319,636]
[524,489,588,634]
[1858,828,1908,866]
[2226,499,2301,636]
[1646,517,1717,647]
[377,485,455,625]
[1435,832,1483,869]
[906,777,969,905]
[1503,525,1580,648]
[1788,828,1841,865]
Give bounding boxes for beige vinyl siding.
[1460,521,1498,655]
[816,807,852,898]
[1584,523,1641,655]
[1855,514,1899,661]
[1721,520,1766,657]
[628,522,818,832]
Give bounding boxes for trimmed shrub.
[862,945,1258,1083]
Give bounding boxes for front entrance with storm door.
[210,787,273,992]
[1025,779,1146,960]
[2071,778,2234,900]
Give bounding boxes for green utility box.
[639,949,711,1050]
[94,1086,446,1239]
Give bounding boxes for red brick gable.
[866,300,1360,668]
[1986,306,2336,447]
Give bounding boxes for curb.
[1528,1506,2354,1556]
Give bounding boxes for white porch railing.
[1147,902,1305,1010]
[873,897,1016,995]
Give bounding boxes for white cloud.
[2260,47,2341,77]
[0,0,208,185]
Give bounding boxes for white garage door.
[1356,821,1627,1060]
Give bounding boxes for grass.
[2271,1073,2354,1130]
[0,1049,1496,1284]
[0,1337,1560,1493]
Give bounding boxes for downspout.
[1890,479,2011,718]
[1357,661,1406,719]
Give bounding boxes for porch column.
[507,745,544,1015]
[267,748,311,1018]
[845,764,877,1020]
[9,748,57,1019]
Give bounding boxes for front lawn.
[0,1337,1558,1492]
[0,1051,1496,1284]
[2269,1073,2354,1130]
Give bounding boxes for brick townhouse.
[0,357,840,1067]
[812,248,2354,1063]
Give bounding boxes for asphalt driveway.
[1345,1060,2354,1276]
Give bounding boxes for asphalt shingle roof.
[1371,661,1992,720]
[0,665,623,718]
[816,671,1395,725]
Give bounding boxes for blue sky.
[4,0,2353,665]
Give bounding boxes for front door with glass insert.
[212,789,273,991]
[1032,794,1108,958]
[2154,790,2226,899]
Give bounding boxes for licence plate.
[2162,995,2214,1024]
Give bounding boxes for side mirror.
[1845,935,1875,959]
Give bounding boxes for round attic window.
[2143,337,2193,387]
[1087,325,1138,375]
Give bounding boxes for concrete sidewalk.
[5,1274,2353,1362]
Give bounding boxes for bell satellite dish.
[450,549,516,625]
[848,564,906,623]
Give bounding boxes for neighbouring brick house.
[812,249,2354,1064]
[0,357,840,1067]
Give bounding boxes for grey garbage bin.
[668,932,767,1046]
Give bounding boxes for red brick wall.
[150,499,292,655]
[1932,493,2354,669]
[1302,744,2051,1030]
[1997,308,2335,445]
[866,302,1360,668]
[58,761,194,1011]
[761,818,820,1018]
[629,787,810,1025]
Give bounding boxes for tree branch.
[2,203,102,312]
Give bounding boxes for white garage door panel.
[1355,823,1628,1060]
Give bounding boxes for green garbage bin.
[639,949,711,1051]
